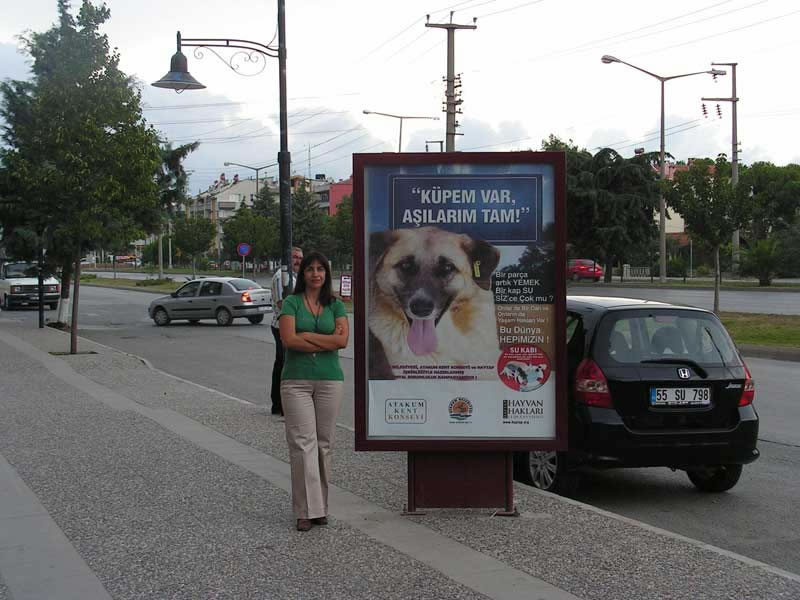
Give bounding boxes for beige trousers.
[280,379,343,519]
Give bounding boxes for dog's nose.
[409,297,434,317]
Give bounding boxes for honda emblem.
[677,368,691,379]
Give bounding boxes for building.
[185,172,279,257]
[328,177,353,216]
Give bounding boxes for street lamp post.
[601,55,725,283]
[153,0,294,292]
[362,110,439,152]
[223,161,277,202]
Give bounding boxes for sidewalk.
[1,322,799,600]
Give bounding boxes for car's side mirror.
[170,292,178,298]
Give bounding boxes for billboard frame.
[353,151,567,452]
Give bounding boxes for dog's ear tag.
[473,260,481,278]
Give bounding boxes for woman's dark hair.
[293,250,335,305]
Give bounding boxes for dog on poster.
[368,226,500,379]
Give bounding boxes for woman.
[278,251,349,531]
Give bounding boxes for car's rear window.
[594,309,742,367]
[229,278,260,291]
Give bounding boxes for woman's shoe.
[311,516,328,526]
[296,519,312,531]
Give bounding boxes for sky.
[1,0,799,194]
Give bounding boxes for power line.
[168,126,365,145]
[149,117,253,126]
[636,6,800,57]
[475,0,545,19]
[461,136,535,151]
[596,119,705,148]
[548,0,735,57]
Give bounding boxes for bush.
[80,273,98,280]
[667,257,687,278]
[741,238,780,286]
[695,265,711,277]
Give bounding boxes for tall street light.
[153,1,295,293]
[362,110,439,152]
[223,161,277,200]
[601,55,726,283]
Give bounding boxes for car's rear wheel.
[153,307,170,326]
[216,307,233,326]
[248,315,264,325]
[523,451,579,496]
[687,464,743,493]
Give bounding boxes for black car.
[515,296,759,495]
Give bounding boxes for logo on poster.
[385,399,427,424]
[502,398,545,424]
[497,346,551,392]
[448,397,473,422]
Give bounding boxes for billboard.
[354,152,566,451]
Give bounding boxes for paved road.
[3,285,799,573]
[87,272,800,315]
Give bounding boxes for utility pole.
[703,62,740,273]
[426,12,476,152]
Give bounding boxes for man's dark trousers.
[270,326,284,415]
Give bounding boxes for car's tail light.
[574,358,613,408]
[739,363,755,406]
[241,291,252,303]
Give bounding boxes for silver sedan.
[148,277,272,326]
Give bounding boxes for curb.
[569,282,800,293]
[739,344,800,363]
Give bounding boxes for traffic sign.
[236,242,251,257]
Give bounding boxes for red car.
[567,259,603,282]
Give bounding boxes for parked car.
[567,259,603,282]
[0,262,61,310]
[515,296,759,495]
[148,277,272,326]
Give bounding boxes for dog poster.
[354,153,566,449]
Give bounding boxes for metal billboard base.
[403,451,518,516]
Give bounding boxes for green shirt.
[280,294,346,381]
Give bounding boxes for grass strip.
[720,312,800,348]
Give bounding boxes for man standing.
[270,246,303,415]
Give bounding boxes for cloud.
[141,84,388,192]
[0,41,30,82]
[405,117,535,153]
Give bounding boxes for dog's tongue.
[408,319,437,356]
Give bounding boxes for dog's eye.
[395,258,417,275]
[435,261,456,277]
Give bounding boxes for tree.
[221,206,279,272]
[173,216,216,278]
[291,186,325,251]
[155,142,200,277]
[541,136,659,281]
[665,156,752,312]
[737,162,800,241]
[0,1,161,351]
[323,195,353,269]
[253,184,279,221]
